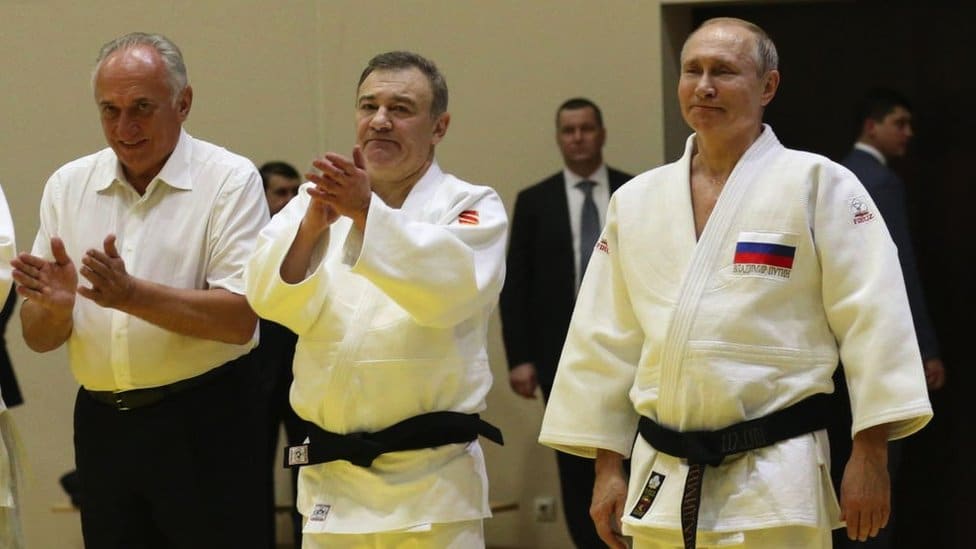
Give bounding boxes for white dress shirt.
[31,130,268,391]
[854,141,887,165]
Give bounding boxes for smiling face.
[355,67,449,187]
[678,22,778,141]
[94,45,191,190]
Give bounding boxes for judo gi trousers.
[632,523,831,548]
[629,477,833,549]
[302,519,484,549]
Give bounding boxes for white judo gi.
[539,126,932,542]
[245,161,507,539]
[0,183,21,549]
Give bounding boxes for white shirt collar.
[854,142,887,166]
[563,164,609,193]
[98,128,194,192]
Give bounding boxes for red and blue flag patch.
[733,241,796,269]
[732,232,797,279]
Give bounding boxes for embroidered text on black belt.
[637,393,833,549]
[285,411,504,469]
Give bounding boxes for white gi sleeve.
[348,185,508,328]
[0,184,15,300]
[539,193,644,458]
[814,162,932,440]
[244,184,337,335]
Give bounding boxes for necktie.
[577,180,599,281]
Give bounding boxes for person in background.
[500,97,632,547]
[828,87,946,549]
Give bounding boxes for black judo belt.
[637,393,833,549]
[284,411,504,469]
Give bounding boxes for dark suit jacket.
[500,167,633,397]
[841,148,939,359]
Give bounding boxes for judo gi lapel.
[657,126,780,425]
[326,163,446,428]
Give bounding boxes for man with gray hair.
[539,17,932,549]
[12,32,270,547]
[246,50,507,548]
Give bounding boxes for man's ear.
[759,70,780,107]
[176,85,193,120]
[858,117,878,141]
[431,112,450,145]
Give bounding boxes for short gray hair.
[691,17,779,75]
[92,32,188,102]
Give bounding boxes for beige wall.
[0,1,673,547]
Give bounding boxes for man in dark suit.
[830,88,946,548]
[500,98,632,548]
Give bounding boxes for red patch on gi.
[458,210,479,225]
[597,238,610,254]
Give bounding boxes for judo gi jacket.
[245,162,507,534]
[539,127,932,537]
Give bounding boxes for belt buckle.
[113,392,132,412]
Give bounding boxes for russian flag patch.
[732,232,796,279]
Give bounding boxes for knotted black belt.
[637,393,833,549]
[284,411,504,469]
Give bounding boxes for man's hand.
[840,424,890,542]
[11,236,77,316]
[300,173,341,237]
[78,234,134,309]
[307,146,372,231]
[509,362,538,399]
[591,449,629,549]
[923,358,946,390]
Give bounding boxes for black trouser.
[74,357,268,549]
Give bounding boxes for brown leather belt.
[84,362,234,411]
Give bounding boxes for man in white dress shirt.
[12,32,269,548]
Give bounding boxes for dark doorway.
[664,2,974,547]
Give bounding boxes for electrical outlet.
[533,496,557,522]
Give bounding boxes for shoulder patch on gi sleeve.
[458,209,479,225]
[849,195,875,225]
